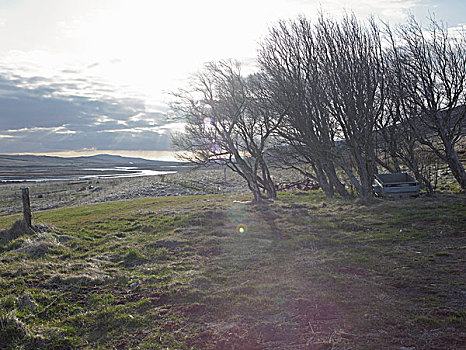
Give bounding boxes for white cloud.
[97,122,184,135]
[157,122,186,134]
[94,115,116,125]
[7,127,50,133]
[448,23,466,38]
[288,0,423,22]
[128,113,146,122]
[98,126,163,134]
[6,125,77,135]
[0,50,145,104]
[128,112,160,126]
[94,115,129,126]
[54,126,77,135]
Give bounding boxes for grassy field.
[0,191,465,349]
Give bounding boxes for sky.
[0,0,464,159]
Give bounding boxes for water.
[0,167,176,183]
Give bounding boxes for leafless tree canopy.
[171,14,466,199]
[386,17,466,189]
[259,14,386,199]
[170,60,284,202]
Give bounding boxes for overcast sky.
[0,0,464,157]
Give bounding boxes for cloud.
[93,115,128,126]
[0,123,172,153]
[2,0,456,156]
[287,0,424,23]
[448,23,466,38]
[97,123,183,135]
[0,72,173,153]
[6,126,76,134]
[86,62,100,69]
[54,125,78,135]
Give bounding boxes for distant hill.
[0,154,188,168]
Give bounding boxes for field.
[0,182,465,349]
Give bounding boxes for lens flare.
[211,142,220,153]
[203,116,213,126]
[236,224,247,234]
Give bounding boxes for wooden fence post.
[21,187,32,229]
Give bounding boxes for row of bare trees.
[381,18,466,191]
[171,14,466,201]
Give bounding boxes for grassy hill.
[0,191,465,349]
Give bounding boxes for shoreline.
[0,164,191,183]
[0,167,302,216]
[0,169,177,183]
[0,168,247,216]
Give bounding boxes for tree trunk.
[313,162,333,197]
[358,171,372,199]
[444,142,466,190]
[392,155,402,173]
[324,163,350,197]
[248,180,264,202]
[260,160,277,199]
[340,161,362,195]
[249,172,265,203]
[352,147,374,200]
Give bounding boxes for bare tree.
[389,17,466,189]
[376,47,435,192]
[170,60,283,202]
[315,14,385,199]
[260,14,385,199]
[259,17,349,198]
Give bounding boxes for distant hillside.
[0,154,188,168]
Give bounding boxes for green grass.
[0,191,465,349]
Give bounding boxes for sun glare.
[55,0,272,103]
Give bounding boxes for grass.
[0,191,465,349]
